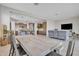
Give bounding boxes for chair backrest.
[10,35,19,56]
[66,39,75,56]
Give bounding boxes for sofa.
[48,30,70,40]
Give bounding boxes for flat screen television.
[61,23,72,30]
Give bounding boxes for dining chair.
[9,34,19,56]
[46,39,75,56]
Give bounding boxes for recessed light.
[33,3,39,6]
[56,13,58,16]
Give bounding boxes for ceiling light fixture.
[34,3,39,6]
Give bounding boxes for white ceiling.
[1,3,79,20]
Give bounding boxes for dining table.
[16,35,62,56]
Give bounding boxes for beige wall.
[47,20,55,36]
[0,5,27,30]
[0,5,1,23]
[47,17,79,36]
[0,5,1,22]
[54,17,79,34]
[1,5,79,36]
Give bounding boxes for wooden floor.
[0,44,10,56]
[0,35,79,56]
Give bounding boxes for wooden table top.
[16,35,61,56]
